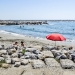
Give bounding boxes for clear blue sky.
[0,0,75,20]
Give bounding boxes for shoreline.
[0,30,75,48]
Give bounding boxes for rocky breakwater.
[0,44,75,69]
[0,43,75,75]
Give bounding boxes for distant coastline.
[0,20,75,25]
[0,20,48,25]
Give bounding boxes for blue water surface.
[0,21,75,40]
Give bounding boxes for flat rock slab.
[23,68,63,75]
[0,67,24,75]
[60,59,75,69]
[23,69,44,75]
[44,67,63,75]
[63,69,75,75]
[45,58,60,67]
[42,51,54,58]
[31,59,45,69]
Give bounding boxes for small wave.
[0,30,25,37]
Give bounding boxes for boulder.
[60,59,75,69]
[33,45,43,51]
[37,54,44,59]
[2,63,9,68]
[5,58,11,64]
[33,50,41,54]
[41,51,54,58]
[42,46,55,51]
[21,59,29,65]
[31,59,45,69]
[0,50,7,55]
[0,57,4,61]
[11,58,20,64]
[44,58,60,67]
[11,53,18,58]
[14,62,21,67]
[26,48,37,52]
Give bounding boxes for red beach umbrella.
[46,33,66,46]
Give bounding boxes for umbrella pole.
[55,41,56,46]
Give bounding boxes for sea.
[0,21,75,41]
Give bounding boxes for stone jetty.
[0,20,48,25]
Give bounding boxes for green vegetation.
[54,58,60,63]
[22,49,26,55]
[0,60,6,67]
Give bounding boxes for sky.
[0,0,75,20]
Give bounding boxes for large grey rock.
[0,67,25,75]
[10,49,16,53]
[29,53,37,59]
[41,51,54,58]
[5,58,11,64]
[11,53,18,58]
[2,63,9,68]
[51,50,62,57]
[21,59,29,65]
[24,52,31,56]
[60,59,75,69]
[0,57,4,61]
[11,58,20,64]
[45,58,60,67]
[42,46,55,51]
[14,62,21,67]
[33,50,41,54]
[0,45,3,50]
[25,52,37,59]
[37,54,44,59]
[33,45,43,51]
[0,50,7,55]
[31,59,45,69]
[26,48,37,52]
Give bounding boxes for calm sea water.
[0,21,75,40]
